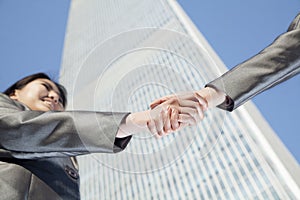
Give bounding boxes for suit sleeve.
[0,93,132,159]
[206,13,300,111]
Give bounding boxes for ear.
[9,90,19,100]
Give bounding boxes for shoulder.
[0,93,25,111]
[0,93,13,104]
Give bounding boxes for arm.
[0,92,198,159]
[207,13,300,111]
[151,13,300,113]
[0,93,131,159]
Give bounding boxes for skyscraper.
[60,0,300,199]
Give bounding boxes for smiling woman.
[4,73,66,111]
[0,72,204,199]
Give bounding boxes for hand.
[116,103,181,139]
[150,91,208,119]
[150,91,208,110]
[146,103,173,138]
[147,94,208,137]
[117,89,220,139]
[150,87,226,118]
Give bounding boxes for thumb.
[150,97,168,109]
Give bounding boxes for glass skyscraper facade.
[60,0,300,199]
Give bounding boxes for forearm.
[0,104,129,156]
[207,14,300,111]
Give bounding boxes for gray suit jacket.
[0,93,132,199]
[207,13,300,111]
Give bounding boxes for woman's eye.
[58,98,63,104]
[41,83,51,91]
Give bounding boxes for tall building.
[60,0,300,199]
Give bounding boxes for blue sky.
[0,1,299,163]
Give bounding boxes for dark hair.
[3,73,67,108]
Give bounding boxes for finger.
[163,107,172,133]
[150,99,165,109]
[171,108,179,130]
[178,113,197,126]
[174,99,204,120]
[147,120,157,137]
[160,106,169,135]
[157,93,199,110]
[170,92,197,101]
[153,92,200,109]
[150,95,173,109]
[155,109,165,137]
[178,107,203,124]
[194,92,208,111]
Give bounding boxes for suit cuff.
[113,136,132,153]
[113,113,132,153]
[205,83,235,112]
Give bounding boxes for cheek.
[24,92,41,101]
[18,88,43,104]
[29,86,47,99]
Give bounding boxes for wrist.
[117,111,150,138]
[196,87,226,108]
[127,110,150,131]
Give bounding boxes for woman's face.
[10,78,64,111]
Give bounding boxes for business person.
[151,12,300,114]
[0,73,203,199]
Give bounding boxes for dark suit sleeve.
[0,93,132,159]
[206,13,300,111]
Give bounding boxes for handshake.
[145,87,226,138]
[118,87,226,138]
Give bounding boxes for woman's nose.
[49,91,59,104]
